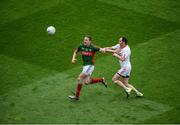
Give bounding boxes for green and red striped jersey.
[77,44,100,65]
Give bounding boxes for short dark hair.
[85,35,92,41]
[121,37,128,44]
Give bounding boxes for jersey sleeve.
[92,45,100,52]
[77,44,83,52]
[111,44,120,49]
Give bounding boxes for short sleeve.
[77,44,83,52]
[92,45,100,52]
[111,44,120,49]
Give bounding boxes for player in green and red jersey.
[68,35,107,100]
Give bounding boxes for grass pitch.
[0,0,180,123]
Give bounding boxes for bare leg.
[112,73,132,98]
[122,78,143,97]
[83,76,107,88]
[69,73,87,100]
[123,78,138,93]
[112,73,129,90]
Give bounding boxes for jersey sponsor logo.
[82,51,94,56]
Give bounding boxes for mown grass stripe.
[0,0,177,73]
[0,54,57,95]
[0,0,64,25]
[2,26,179,122]
[0,70,172,123]
[98,0,180,22]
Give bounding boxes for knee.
[77,77,83,84]
[84,82,89,85]
[112,78,118,84]
[84,80,89,85]
[123,81,128,87]
[112,78,117,84]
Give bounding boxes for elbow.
[119,56,125,61]
[120,58,125,61]
[120,55,126,61]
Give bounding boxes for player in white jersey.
[105,37,143,98]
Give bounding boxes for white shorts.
[117,66,131,78]
[82,65,94,76]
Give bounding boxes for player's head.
[119,37,128,46]
[84,35,92,46]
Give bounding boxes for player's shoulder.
[78,44,84,48]
[125,45,130,49]
[90,44,95,47]
[90,44,99,49]
[114,44,119,47]
[89,44,100,52]
[112,44,120,49]
[77,44,85,51]
[124,45,131,52]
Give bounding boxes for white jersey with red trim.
[111,44,120,49]
[112,44,131,68]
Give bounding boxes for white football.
[47,26,56,35]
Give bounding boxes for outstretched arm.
[105,47,114,49]
[72,48,78,64]
[105,48,116,53]
[104,44,119,53]
[112,53,125,61]
[99,48,106,53]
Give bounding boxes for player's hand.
[100,48,106,53]
[103,48,106,53]
[113,53,118,57]
[72,58,76,64]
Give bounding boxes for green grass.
[98,0,180,22]
[0,0,180,123]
